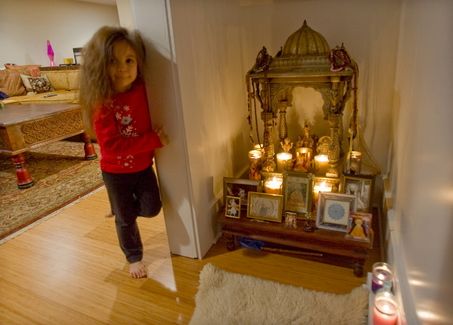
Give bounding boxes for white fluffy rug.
[190,264,368,325]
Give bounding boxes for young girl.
[79,26,166,278]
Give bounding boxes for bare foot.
[129,261,147,279]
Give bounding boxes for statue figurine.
[249,159,261,180]
[300,122,315,150]
[280,137,293,153]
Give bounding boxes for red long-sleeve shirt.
[93,80,162,173]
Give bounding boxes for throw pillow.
[20,74,53,93]
[5,64,41,77]
[28,75,53,93]
[0,70,27,96]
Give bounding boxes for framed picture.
[316,192,356,232]
[247,192,283,223]
[345,212,373,244]
[223,177,260,209]
[342,175,374,212]
[73,47,83,65]
[284,211,297,228]
[225,196,241,219]
[283,171,312,217]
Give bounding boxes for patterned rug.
[0,141,103,240]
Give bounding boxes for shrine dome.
[267,20,331,72]
[281,20,330,57]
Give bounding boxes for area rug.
[190,264,368,325]
[0,141,102,240]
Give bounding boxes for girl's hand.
[154,126,169,146]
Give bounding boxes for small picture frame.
[345,212,373,244]
[223,177,260,209]
[247,192,283,223]
[316,192,356,232]
[342,175,374,212]
[283,171,313,217]
[284,211,298,228]
[225,196,241,219]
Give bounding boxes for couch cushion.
[0,69,27,96]
[44,69,79,90]
[67,71,80,90]
[45,70,69,90]
[1,89,79,105]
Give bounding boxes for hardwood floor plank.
[0,187,379,324]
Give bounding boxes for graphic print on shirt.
[113,104,139,137]
[112,102,138,169]
[116,154,135,169]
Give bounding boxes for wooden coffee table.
[218,211,373,277]
[0,103,97,189]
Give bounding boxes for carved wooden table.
[0,103,97,188]
[218,211,373,277]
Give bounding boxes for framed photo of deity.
[223,177,260,209]
[225,196,241,219]
[345,212,373,245]
[282,171,313,218]
[341,175,374,212]
[316,192,356,232]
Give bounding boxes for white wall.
[0,0,119,67]
[129,0,200,258]
[168,0,401,257]
[389,0,453,323]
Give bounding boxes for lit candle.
[349,150,362,175]
[253,143,264,151]
[313,181,332,204]
[276,152,293,172]
[373,291,398,325]
[314,154,329,175]
[248,149,262,161]
[371,262,393,293]
[264,176,283,194]
[248,149,262,180]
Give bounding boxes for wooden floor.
[0,187,380,324]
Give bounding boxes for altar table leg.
[11,153,34,189]
[225,233,237,251]
[353,260,364,277]
[82,133,97,160]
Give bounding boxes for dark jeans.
[102,166,162,263]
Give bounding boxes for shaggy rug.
[0,141,102,240]
[190,264,369,325]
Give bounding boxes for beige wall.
[0,0,119,67]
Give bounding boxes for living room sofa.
[0,64,80,105]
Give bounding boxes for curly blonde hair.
[79,26,146,136]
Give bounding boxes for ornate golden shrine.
[246,20,359,178]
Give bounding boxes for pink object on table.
[47,40,55,66]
